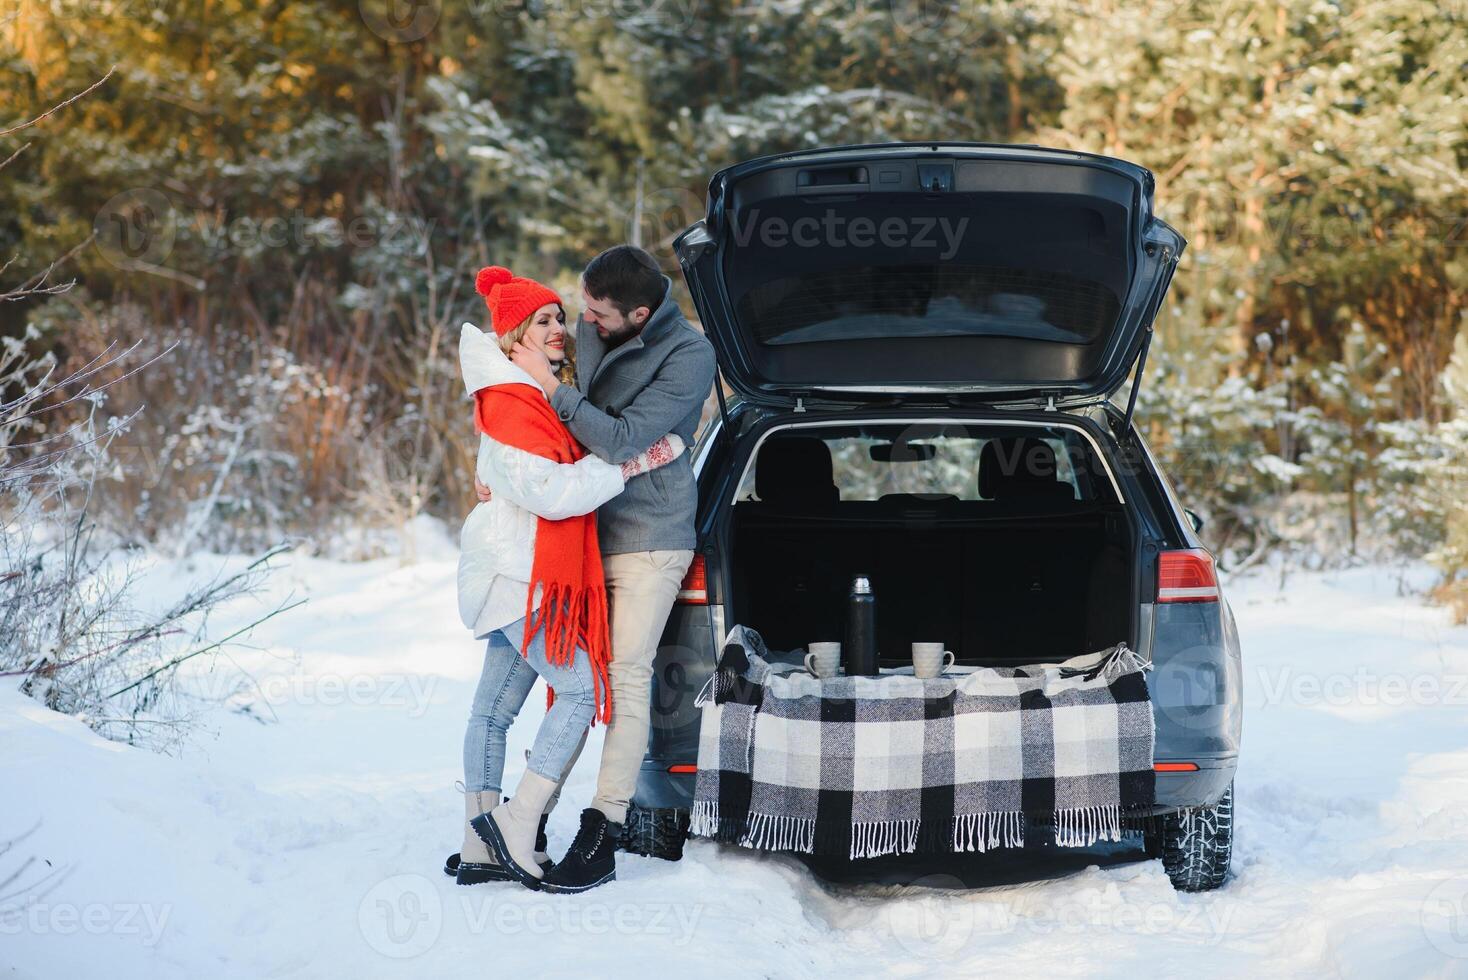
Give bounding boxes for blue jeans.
[463,615,596,794]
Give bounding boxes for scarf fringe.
[523,578,612,725]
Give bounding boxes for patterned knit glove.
[620,433,685,482]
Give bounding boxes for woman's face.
[521,303,567,363]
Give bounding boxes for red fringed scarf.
[474,383,612,724]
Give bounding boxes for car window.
[726,195,1129,350]
[735,425,1098,502]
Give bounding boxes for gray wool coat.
[550,276,717,555]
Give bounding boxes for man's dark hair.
[582,245,666,316]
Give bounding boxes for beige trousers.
[591,549,694,824]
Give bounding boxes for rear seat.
[752,436,839,510]
[977,436,1079,504]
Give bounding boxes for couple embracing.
[447,245,716,894]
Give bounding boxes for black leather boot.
[540,808,618,894]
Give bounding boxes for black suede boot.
[540,808,618,894]
[533,812,553,873]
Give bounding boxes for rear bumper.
[1142,598,1243,810]
[1138,757,1236,812]
[634,762,698,811]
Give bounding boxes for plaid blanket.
[690,626,1155,860]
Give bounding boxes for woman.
[449,266,683,888]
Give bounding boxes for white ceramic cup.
[804,642,842,678]
[911,642,955,679]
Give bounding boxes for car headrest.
[756,436,839,506]
[978,437,1075,502]
[877,493,959,506]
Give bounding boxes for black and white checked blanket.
[690,626,1155,859]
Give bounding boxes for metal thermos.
[843,574,879,676]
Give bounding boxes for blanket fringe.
[689,800,749,846]
[689,799,718,837]
[692,805,1125,855]
[693,801,819,852]
[1053,803,1123,847]
[1101,642,1150,680]
[740,811,816,853]
[952,810,1026,853]
[850,818,921,859]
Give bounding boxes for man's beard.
[597,319,641,348]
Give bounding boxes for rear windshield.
[725,194,1128,348]
[735,423,1115,504]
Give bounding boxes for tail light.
[676,555,708,605]
[1157,549,1219,603]
[1153,762,1200,772]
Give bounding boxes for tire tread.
[617,805,690,861]
[1156,782,1234,892]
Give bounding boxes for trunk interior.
[725,423,1136,666]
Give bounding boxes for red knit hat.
[475,266,562,338]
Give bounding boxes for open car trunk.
[724,422,1137,667]
[676,143,1184,409]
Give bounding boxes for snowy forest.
[5,4,1468,975]
[2,0,1467,726]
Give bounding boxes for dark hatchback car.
[616,143,1242,892]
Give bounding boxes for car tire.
[618,804,690,862]
[1149,781,1234,892]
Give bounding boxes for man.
[493,244,716,892]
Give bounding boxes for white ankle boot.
[461,789,500,865]
[529,732,586,867]
[475,770,558,885]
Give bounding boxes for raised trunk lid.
[675,143,1184,408]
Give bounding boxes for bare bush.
[1,319,299,750]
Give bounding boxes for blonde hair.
[499,307,576,387]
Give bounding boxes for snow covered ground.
[5,523,1468,978]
